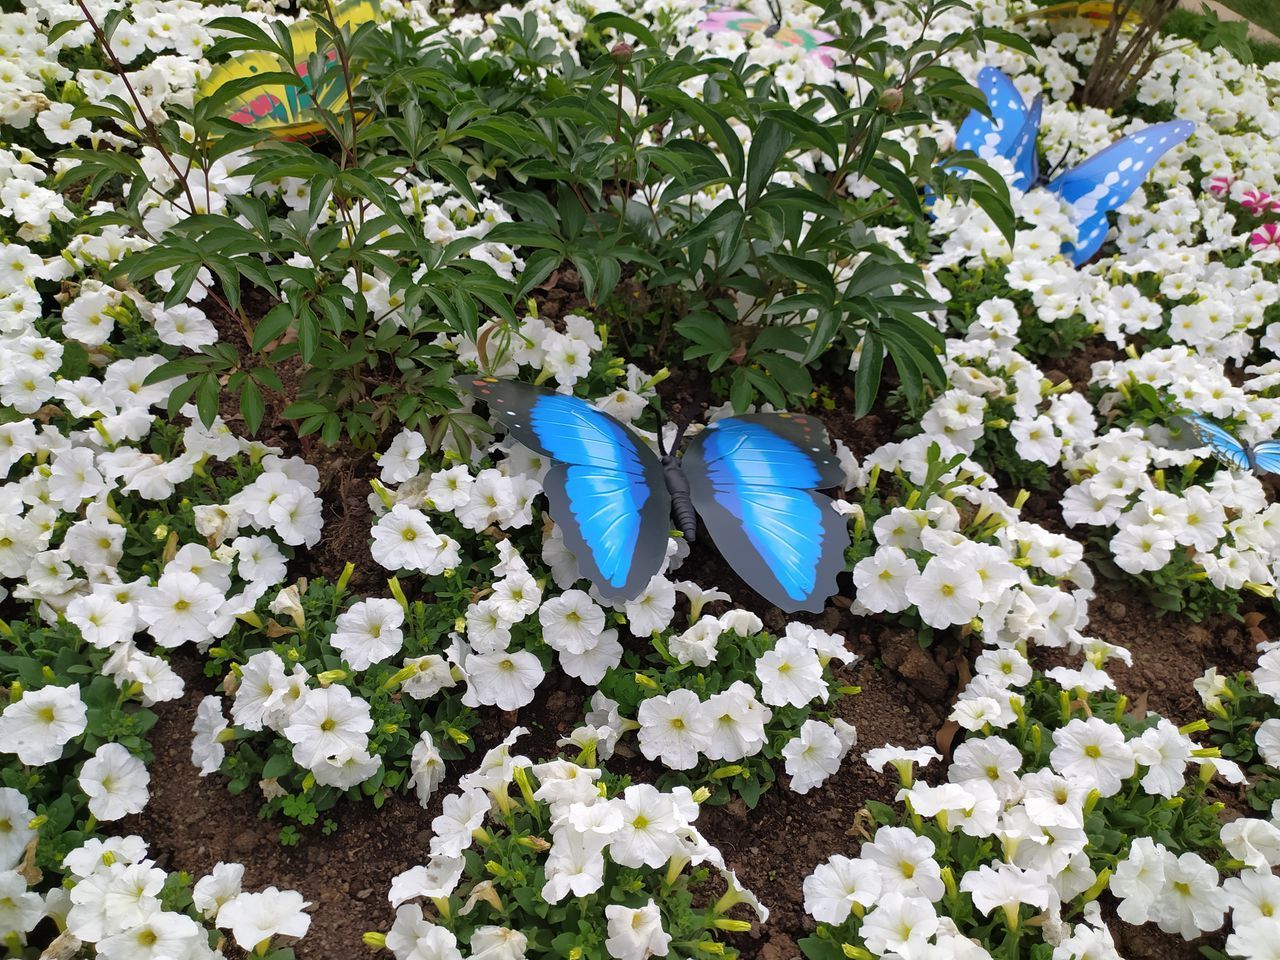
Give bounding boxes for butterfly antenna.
[765,0,782,33]
[1040,149,1070,187]
[671,418,691,454]
[654,408,667,457]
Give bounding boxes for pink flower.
[1242,190,1280,216]
[1250,222,1280,250]
[1208,174,1234,197]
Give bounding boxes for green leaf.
[240,379,265,434]
[297,304,320,363]
[674,311,733,368]
[426,157,479,209]
[515,249,562,301]
[195,373,220,428]
[47,19,84,45]
[262,752,293,780]
[588,12,658,48]
[744,117,792,207]
[251,303,294,353]
[766,253,836,300]
[854,330,884,417]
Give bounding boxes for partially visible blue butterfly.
[460,377,850,613]
[950,66,1195,265]
[1183,413,1280,475]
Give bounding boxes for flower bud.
[388,577,409,611]
[610,42,633,64]
[878,87,904,112]
[363,932,387,949]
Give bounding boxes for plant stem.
[74,0,198,217]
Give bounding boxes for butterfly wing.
[459,378,671,602]
[955,67,1030,163]
[1045,120,1194,265]
[1248,440,1280,475]
[1184,413,1252,471]
[1010,94,1043,192]
[682,414,849,613]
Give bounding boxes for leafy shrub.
[63,0,1025,449]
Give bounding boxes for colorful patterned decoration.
[197,0,381,140]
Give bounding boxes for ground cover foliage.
[2,0,1280,957]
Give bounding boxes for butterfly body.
[1184,413,1280,475]
[949,67,1194,265]
[660,453,699,543]
[461,378,850,613]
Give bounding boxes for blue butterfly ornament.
[460,377,851,613]
[1183,413,1280,475]
[949,66,1194,266]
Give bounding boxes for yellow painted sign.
[198,0,381,139]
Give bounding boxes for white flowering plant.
[1061,365,1280,620]
[201,572,479,843]
[888,326,1095,491]
[372,734,766,960]
[933,254,1097,362]
[589,614,860,806]
[799,660,1244,960]
[0,615,156,884]
[1200,659,1280,814]
[53,834,310,960]
[847,442,1094,652]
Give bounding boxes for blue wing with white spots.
[1184,413,1252,472]
[1046,120,1194,265]
[1010,94,1042,192]
[682,415,849,613]
[955,67,1031,163]
[459,377,670,602]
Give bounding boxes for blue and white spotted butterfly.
[951,66,1195,265]
[460,377,850,613]
[1184,413,1280,475]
